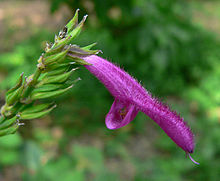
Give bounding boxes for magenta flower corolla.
[80,55,199,164]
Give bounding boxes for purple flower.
[82,55,199,164]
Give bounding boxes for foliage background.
[0,0,220,180]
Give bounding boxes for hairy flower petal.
[81,55,195,154]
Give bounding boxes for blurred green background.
[0,0,220,180]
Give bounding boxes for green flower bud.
[20,105,56,120]
[38,69,76,85]
[44,48,69,65]
[6,83,24,105]
[67,45,101,55]
[55,15,87,48]
[0,124,19,137]
[21,103,53,114]
[6,72,24,96]
[31,85,74,100]
[34,84,64,92]
[0,117,17,130]
[82,43,97,51]
[66,9,79,33]
[45,67,69,77]
[67,56,91,65]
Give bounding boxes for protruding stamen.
[188,153,200,165]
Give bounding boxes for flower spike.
[0,10,97,137]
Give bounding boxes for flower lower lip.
[105,99,139,129]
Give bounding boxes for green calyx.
[0,9,101,137]
[19,104,56,120]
